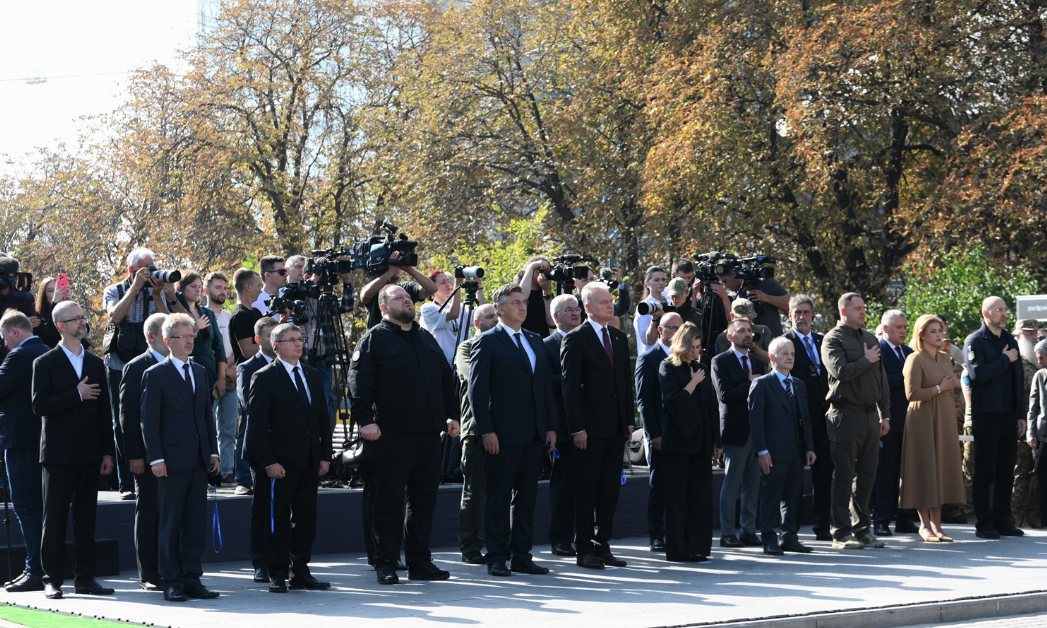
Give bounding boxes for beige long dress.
[899,351,965,508]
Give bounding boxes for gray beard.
[1019,335,1038,366]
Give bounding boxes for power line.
[0,71,130,85]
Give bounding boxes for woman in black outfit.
[175,270,227,394]
[658,322,721,562]
[33,277,66,348]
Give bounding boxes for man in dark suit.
[469,284,558,577]
[247,323,333,592]
[712,319,766,548]
[874,310,919,537]
[783,295,833,541]
[238,316,279,583]
[0,311,50,592]
[30,301,115,599]
[118,313,169,591]
[634,312,683,552]
[141,313,221,602]
[543,294,582,557]
[749,338,816,555]
[561,284,634,569]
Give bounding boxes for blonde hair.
[668,322,701,366]
[911,314,945,354]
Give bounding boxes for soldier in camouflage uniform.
[1012,320,1043,528]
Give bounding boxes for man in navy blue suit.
[0,311,50,592]
[141,313,221,603]
[874,310,918,537]
[469,284,558,577]
[634,312,683,552]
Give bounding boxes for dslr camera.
[147,266,181,284]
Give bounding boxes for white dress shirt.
[498,322,536,372]
[277,358,312,404]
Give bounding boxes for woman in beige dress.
[900,314,965,542]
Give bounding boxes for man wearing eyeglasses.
[140,313,221,602]
[253,256,288,317]
[963,296,1027,539]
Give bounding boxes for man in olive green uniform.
[1011,320,1043,528]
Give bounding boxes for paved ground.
[2,525,1046,628]
[903,613,1047,627]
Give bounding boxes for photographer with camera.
[0,254,39,362]
[574,264,631,319]
[359,253,439,329]
[103,247,186,500]
[253,256,288,317]
[666,278,699,326]
[517,256,556,338]
[718,263,789,338]
[421,269,485,366]
[633,266,668,356]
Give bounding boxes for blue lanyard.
[270,478,276,535]
[210,484,223,553]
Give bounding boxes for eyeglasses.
[274,338,304,344]
[168,334,198,340]
[506,299,529,308]
[57,316,87,324]
[990,308,1009,314]
[661,325,681,331]
[558,307,582,315]
[267,269,287,276]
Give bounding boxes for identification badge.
[968,350,975,361]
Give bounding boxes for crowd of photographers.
[0,242,1044,598]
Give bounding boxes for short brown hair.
[233,268,258,293]
[205,271,229,286]
[838,292,863,311]
[176,270,202,291]
[0,310,32,333]
[259,255,285,275]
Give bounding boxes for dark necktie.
[784,377,793,398]
[804,336,819,373]
[513,333,533,373]
[740,354,749,374]
[182,363,194,396]
[896,346,905,362]
[293,366,310,407]
[601,326,614,365]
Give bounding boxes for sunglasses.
[267,269,287,276]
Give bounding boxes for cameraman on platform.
[718,265,789,338]
[359,253,439,329]
[421,270,485,366]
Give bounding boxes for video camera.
[548,254,595,294]
[266,283,312,325]
[692,251,737,284]
[358,222,419,277]
[0,271,33,293]
[453,265,485,308]
[734,255,776,289]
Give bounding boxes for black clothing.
[784,329,832,534]
[711,349,767,447]
[229,304,262,364]
[964,324,1025,418]
[363,280,422,329]
[33,303,62,348]
[119,350,162,584]
[736,277,787,337]
[522,286,551,338]
[175,295,227,389]
[0,337,48,450]
[542,331,574,547]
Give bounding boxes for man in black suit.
[247,323,333,592]
[634,312,683,552]
[238,316,279,583]
[561,283,634,569]
[749,338,816,555]
[468,284,558,577]
[874,310,918,537]
[712,319,766,548]
[543,294,582,557]
[783,295,833,541]
[30,301,115,599]
[118,313,169,591]
[141,313,221,602]
[0,311,50,592]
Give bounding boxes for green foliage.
[901,245,1039,341]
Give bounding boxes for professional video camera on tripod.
[689,251,776,364]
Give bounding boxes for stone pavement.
[2,526,1047,628]
[902,613,1047,627]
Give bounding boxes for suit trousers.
[106,368,133,493]
[360,446,376,562]
[719,438,760,537]
[573,434,624,554]
[547,434,575,546]
[40,463,100,586]
[809,415,834,534]
[132,469,160,584]
[972,413,1019,531]
[254,463,319,579]
[759,452,803,543]
[369,431,441,569]
[875,430,913,525]
[662,452,712,559]
[457,434,486,557]
[646,441,666,542]
[826,406,880,539]
[484,439,542,565]
[157,462,208,588]
[5,447,43,579]
[248,468,264,569]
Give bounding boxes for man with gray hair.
[1011,320,1043,528]
[1024,338,1047,526]
[874,310,918,537]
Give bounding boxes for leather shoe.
[550,543,576,556]
[575,554,604,569]
[6,576,44,593]
[5,571,28,587]
[44,583,63,599]
[462,552,486,565]
[763,539,784,556]
[289,574,331,590]
[375,564,399,585]
[873,523,893,537]
[895,519,920,534]
[487,563,512,577]
[597,551,627,567]
[739,533,762,547]
[975,528,1001,539]
[253,567,269,583]
[184,583,219,599]
[164,586,188,602]
[997,525,1025,537]
[781,540,813,554]
[649,539,666,551]
[139,581,161,592]
[269,578,288,593]
[719,535,743,548]
[510,560,549,575]
[666,553,701,563]
[813,529,833,542]
[394,560,408,571]
[74,579,114,595]
[407,562,450,581]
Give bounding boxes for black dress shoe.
[763,539,784,556]
[253,567,269,583]
[289,574,331,590]
[6,577,44,593]
[996,525,1025,537]
[184,583,220,599]
[576,554,605,569]
[596,551,627,567]
[5,571,28,587]
[269,579,288,593]
[462,552,486,565]
[375,564,399,585]
[976,529,1001,539]
[510,560,550,575]
[44,583,63,599]
[873,523,893,537]
[408,562,450,581]
[813,529,833,542]
[394,560,408,571]
[164,586,188,602]
[895,519,920,534]
[139,581,161,592]
[487,563,512,577]
[649,539,666,551]
[739,533,762,547]
[665,553,700,563]
[74,579,114,595]
[550,543,576,556]
[719,535,743,548]
[781,540,813,554]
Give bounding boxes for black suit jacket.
[785,330,829,422]
[0,336,49,450]
[237,352,272,464]
[711,349,766,447]
[964,323,1027,417]
[879,339,914,431]
[658,360,718,455]
[635,344,668,440]
[247,360,332,471]
[748,372,814,462]
[561,322,633,438]
[141,359,218,472]
[31,346,114,465]
[119,350,161,462]
[543,331,568,435]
